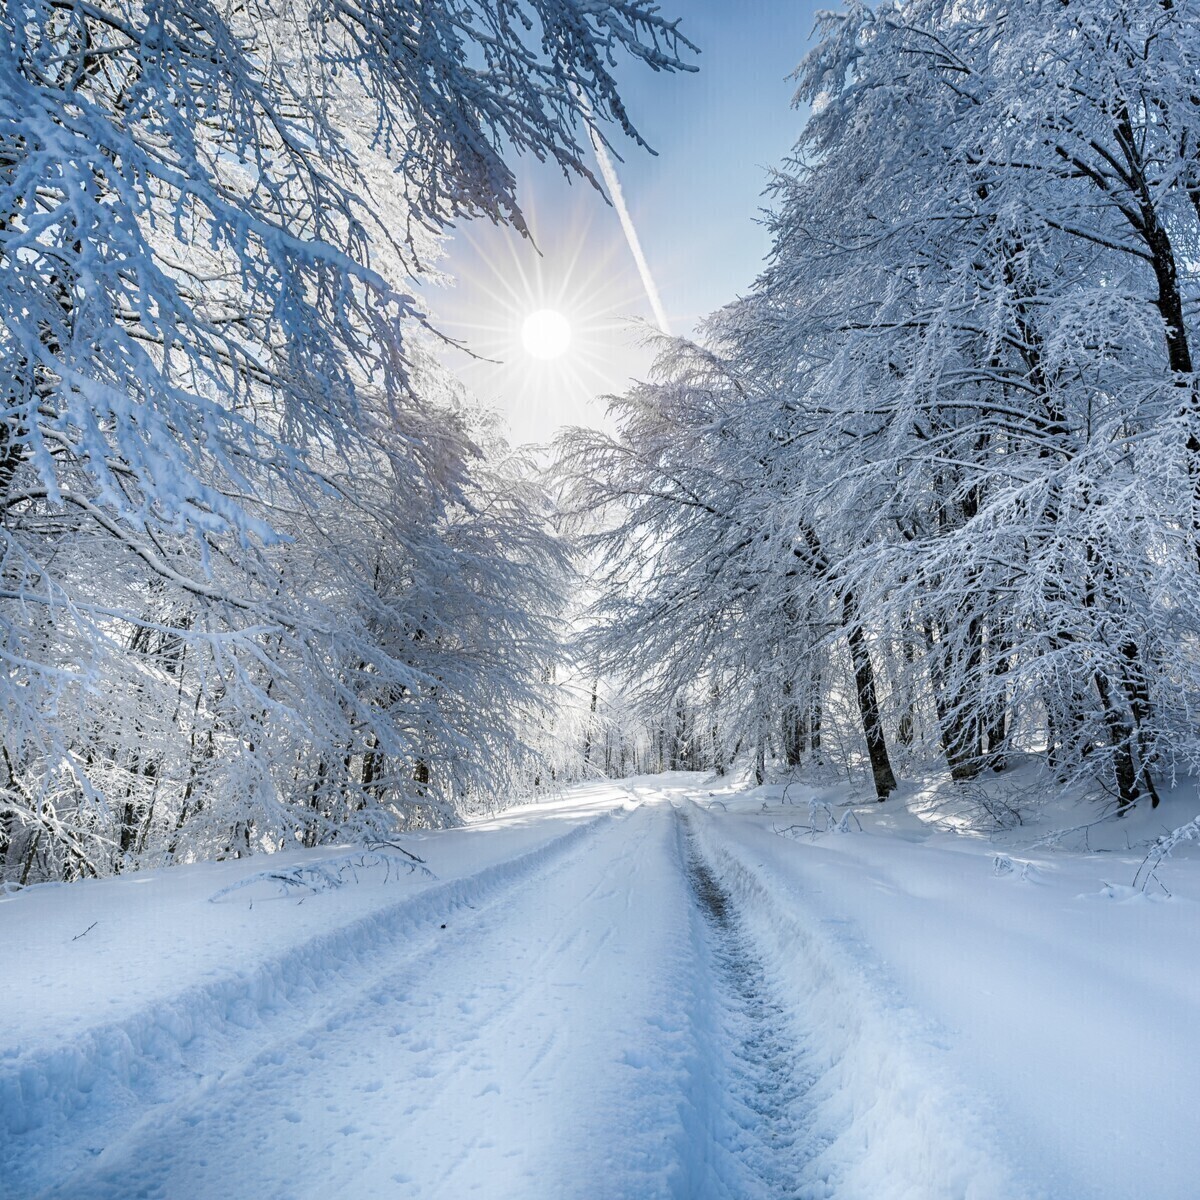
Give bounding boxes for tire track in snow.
[5,801,635,1199]
[679,808,821,1199]
[29,802,697,1200]
[682,797,1034,1200]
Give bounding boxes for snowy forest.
[7,1,1200,1196]
[5,0,1200,877]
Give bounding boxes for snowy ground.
[3,773,1198,1199]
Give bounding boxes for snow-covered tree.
[0,0,695,881]
[565,0,1200,812]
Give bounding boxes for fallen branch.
[209,848,434,903]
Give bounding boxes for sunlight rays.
[427,185,659,443]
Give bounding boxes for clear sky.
[421,0,822,446]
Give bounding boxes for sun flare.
[426,193,658,444]
[521,309,572,360]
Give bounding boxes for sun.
[423,190,658,444]
[521,309,572,360]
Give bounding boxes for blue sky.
[423,0,823,444]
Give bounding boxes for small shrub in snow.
[774,800,863,840]
[1134,816,1200,896]
[992,855,1040,883]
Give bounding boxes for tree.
[0,0,695,881]
[566,0,1200,812]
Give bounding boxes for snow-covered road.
[9,776,1196,1198]
[37,798,706,1199]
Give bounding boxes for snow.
[4,774,1199,1198]
[692,772,1200,1200]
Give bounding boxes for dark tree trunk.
[709,683,724,775]
[1119,640,1159,808]
[923,620,984,783]
[1080,544,1145,810]
[844,592,897,801]
[1093,669,1140,811]
[984,620,1011,770]
[752,713,766,786]
[792,522,896,799]
[582,679,599,769]
[896,640,917,748]
[361,733,383,798]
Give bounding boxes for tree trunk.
[1093,669,1140,811]
[582,679,598,769]
[844,592,897,800]
[709,683,724,775]
[1119,640,1159,808]
[792,522,895,798]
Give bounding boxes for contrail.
[587,127,672,336]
